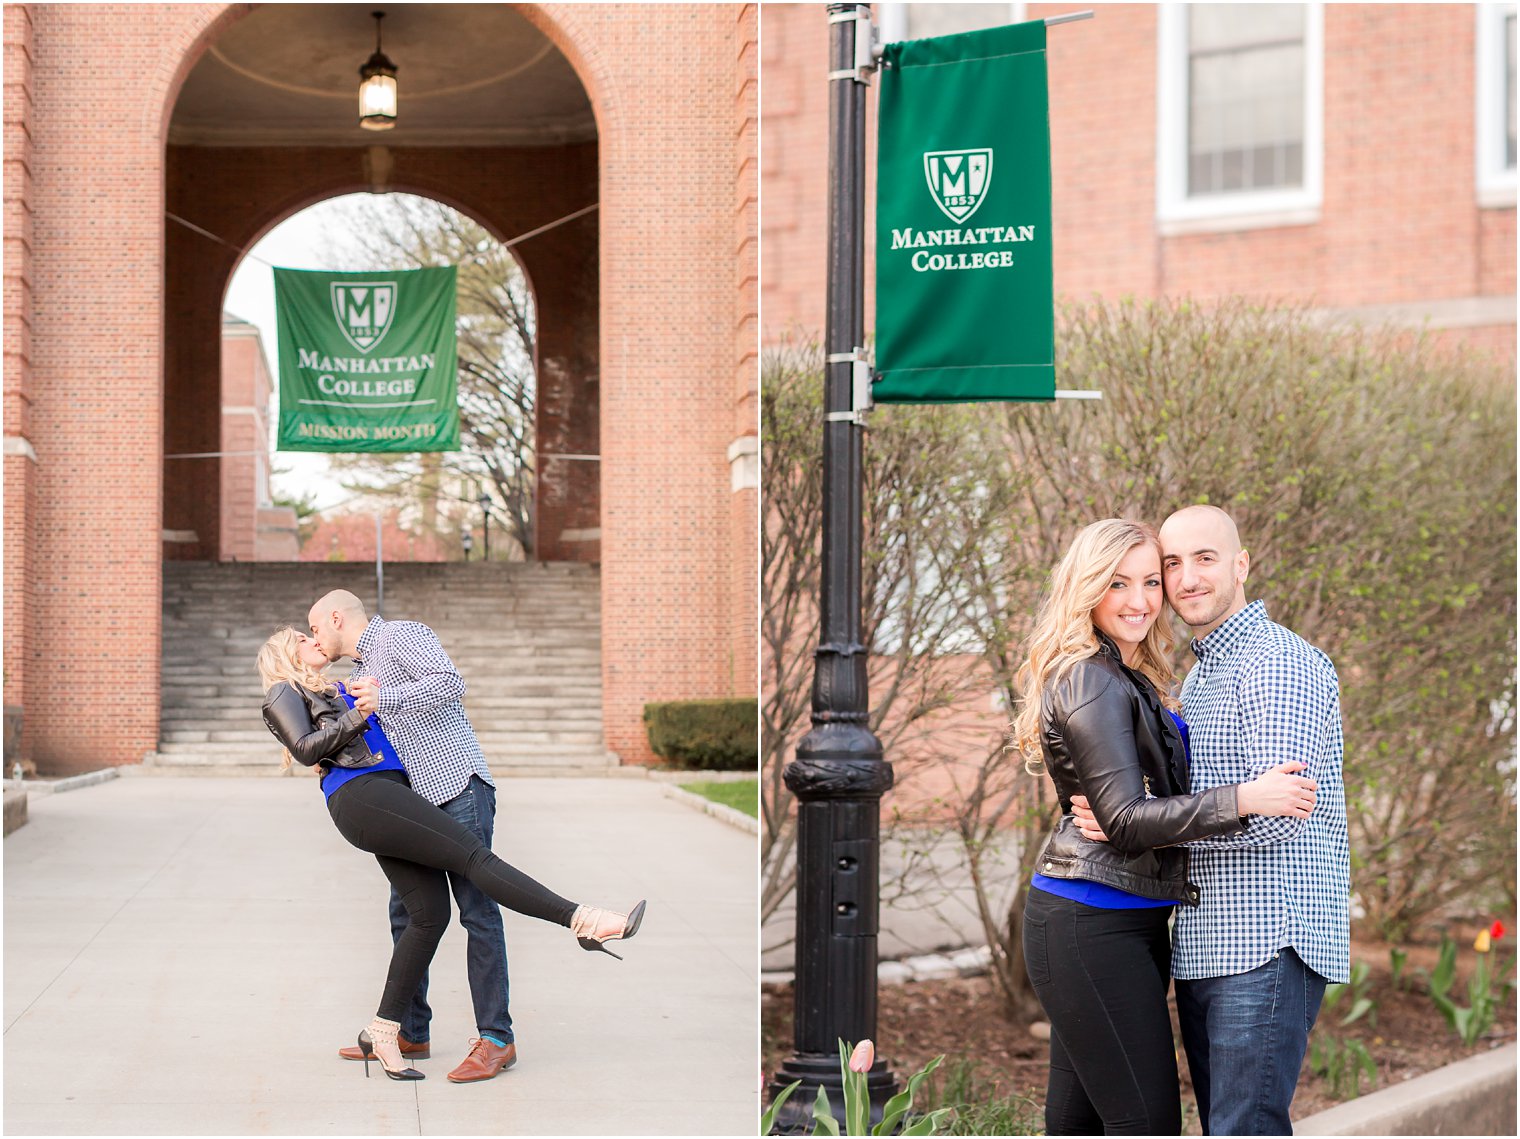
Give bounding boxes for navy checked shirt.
[1173,600,1350,983]
[350,616,495,807]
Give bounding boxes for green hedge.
[643,698,758,771]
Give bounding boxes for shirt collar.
[353,615,385,664]
[1191,598,1268,661]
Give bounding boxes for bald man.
[1079,506,1350,1134]
[308,590,519,1084]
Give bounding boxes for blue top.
[1030,708,1193,910]
[318,683,406,800]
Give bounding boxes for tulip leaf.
[811,1085,840,1137]
[761,1080,801,1136]
[1341,997,1374,1026]
[900,1108,955,1136]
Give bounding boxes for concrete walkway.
[4,775,757,1135]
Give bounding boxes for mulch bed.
[762,936,1516,1133]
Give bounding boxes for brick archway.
[167,152,601,567]
[4,4,757,773]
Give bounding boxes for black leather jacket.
[261,681,381,772]
[1033,633,1244,905]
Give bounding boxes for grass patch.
[918,1058,1044,1136]
[680,778,758,818]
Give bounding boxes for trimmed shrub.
[644,699,758,771]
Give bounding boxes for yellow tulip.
[1475,929,1492,953]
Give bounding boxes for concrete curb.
[762,944,993,988]
[646,768,757,784]
[1294,1042,1516,1136]
[3,787,26,835]
[662,783,760,834]
[5,767,120,797]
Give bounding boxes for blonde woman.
[257,627,645,1082]
[1012,520,1315,1135]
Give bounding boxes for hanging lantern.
[358,11,398,131]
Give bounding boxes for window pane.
[1190,4,1305,54]
[1187,6,1306,197]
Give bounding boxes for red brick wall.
[760,4,830,344]
[525,4,760,764]
[4,3,228,770]
[218,324,269,563]
[761,4,1516,367]
[730,3,760,696]
[8,3,757,771]
[3,4,36,752]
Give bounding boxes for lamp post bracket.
[828,4,878,84]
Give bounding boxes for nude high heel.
[358,1016,425,1081]
[570,899,647,960]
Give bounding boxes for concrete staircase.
[156,562,615,774]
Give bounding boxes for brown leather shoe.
[447,1037,518,1083]
[338,1032,430,1062]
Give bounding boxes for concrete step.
[160,690,604,709]
[163,659,599,680]
[151,745,615,767]
[160,562,609,773]
[162,713,605,732]
[160,687,604,705]
[155,729,604,745]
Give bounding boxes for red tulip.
[1491,920,1505,940]
[848,1039,875,1073]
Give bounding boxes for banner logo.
[330,282,397,353]
[923,149,993,224]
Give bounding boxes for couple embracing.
[1016,506,1350,1136]
[256,590,646,1082]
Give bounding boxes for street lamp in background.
[477,489,493,562]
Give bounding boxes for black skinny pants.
[1023,887,1181,1135]
[327,770,579,1022]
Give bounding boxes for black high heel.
[358,1022,425,1081]
[572,899,647,960]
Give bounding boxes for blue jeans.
[1175,948,1327,1135]
[389,775,513,1045]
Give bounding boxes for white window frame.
[1476,2,1517,208]
[1156,3,1325,235]
[877,3,1026,46]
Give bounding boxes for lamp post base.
[767,1053,899,1135]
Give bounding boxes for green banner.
[874,20,1055,403]
[275,266,460,451]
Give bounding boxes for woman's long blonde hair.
[1011,519,1178,774]
[256,626,337,773]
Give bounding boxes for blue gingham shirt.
[350,616,495,807]
[1172,600,1350,983]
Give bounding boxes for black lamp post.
[478,490,492,562]
[767,4,899,1131]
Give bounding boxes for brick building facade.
[762,3,1516,364]
[216,314,298,562]
[4,3,758,772]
